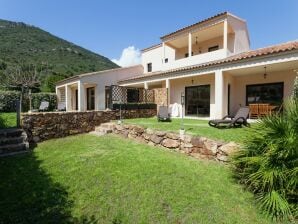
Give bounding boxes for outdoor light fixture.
[195,36,198,45]
[263,66,267,79]
[191,78,194,84]
[180,92,185,136]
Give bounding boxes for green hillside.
[0,19,119,92]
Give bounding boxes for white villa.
[56,12,298,119]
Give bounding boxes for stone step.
[95,126,113,134]
[0,128,23,138]
[99,123,115,130]
[0,136,26,145]
[0,143,29,155]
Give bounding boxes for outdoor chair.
[38,101,49,112]
[208,106,250,128]
[56,102,66,111]
[249,104,259,119]
[157,106,171,122]
[258,104,269,117]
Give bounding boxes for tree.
[1,64,40,112]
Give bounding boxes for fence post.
[16,100,21,128]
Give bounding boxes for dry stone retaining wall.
[21,109,156,143]
[103,123,240,162]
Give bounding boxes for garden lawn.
[0,134,274,223]
[124,117,251,143]
[0,112,17,128]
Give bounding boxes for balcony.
[162,48,228,71]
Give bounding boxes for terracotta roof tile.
[160,12,228,40]
[119,40,298,83]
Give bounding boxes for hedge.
[0,90,57,112]
[0,90,20,112]
[112,103,157,110]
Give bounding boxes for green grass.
[0,134,275,223]
[124,117,251,143]
[0,112,17,128]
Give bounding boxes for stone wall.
[21,109,156,143]
[100,123,240,162]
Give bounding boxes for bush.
[112,103,157,110]
[0,90,57,112]
[31,92,57,111]
[0,90,20,112]
[233,100,298,220]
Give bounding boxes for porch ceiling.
[226,60,298,76]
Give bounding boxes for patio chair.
[157,106,171,122]
[208,106,250,128]
[258,104,269,117]
[56,102,66,111]
[39,101,49,112]
[249,104,259,119]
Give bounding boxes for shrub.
[112,103,157,110]
[31,92,57,111]
[233,100,298,220]
[0,90,20,112]
[0,90,57,112]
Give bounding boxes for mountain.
[0,19,119,92]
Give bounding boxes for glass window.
[147,63,152,72]
[246,82,284,105]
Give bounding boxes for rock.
[191,137,207,148]
[161,138,180,148]
[219,142,239,156]
[145,128,154,135]
[115,124,124,131]
[121,130,129,138]
[216,154,229,162]
[128,133,137,139]
[181,134,192,143]
[150,135,163,144]
[155,131,166,137]
[202,140,218,155]
[33,136,40,143]
[142,133,151,140]
[166,132,179,140]
[133,126,145,134]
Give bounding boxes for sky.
[0,0,297,66]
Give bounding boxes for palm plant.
[233,100,298,220]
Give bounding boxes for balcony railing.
[162,49,228,71]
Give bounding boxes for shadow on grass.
[0,152,98,224]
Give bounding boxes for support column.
[188,33,192,57]
[166,79,170,106]
[162,42,165,63]
[78,81,85,112]
[144,82,148,90]
[65,85,71,111]
[223,19,228,51]
[215,70,225,119]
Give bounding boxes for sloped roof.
[119,40,298,83]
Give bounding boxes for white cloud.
[112,46,141,67]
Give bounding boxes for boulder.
[148,141,155,147]
[115,125,124,131]
[202,140,218,155]
[145,128,154,135]
[219,142,239,156]
[155,131,166,137]
[150,135,163,144]
[133,126,145,134]
[162,139,180,148]
[142,133,151,140]
[166,132,179,140]
[180,134,192,143]
[191,136,207,148]
[216,154,229,162]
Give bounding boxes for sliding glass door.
[185,85,210,116]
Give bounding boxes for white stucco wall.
[229,70,296,114]
[169,74,216,118]
[80,65,144,110]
